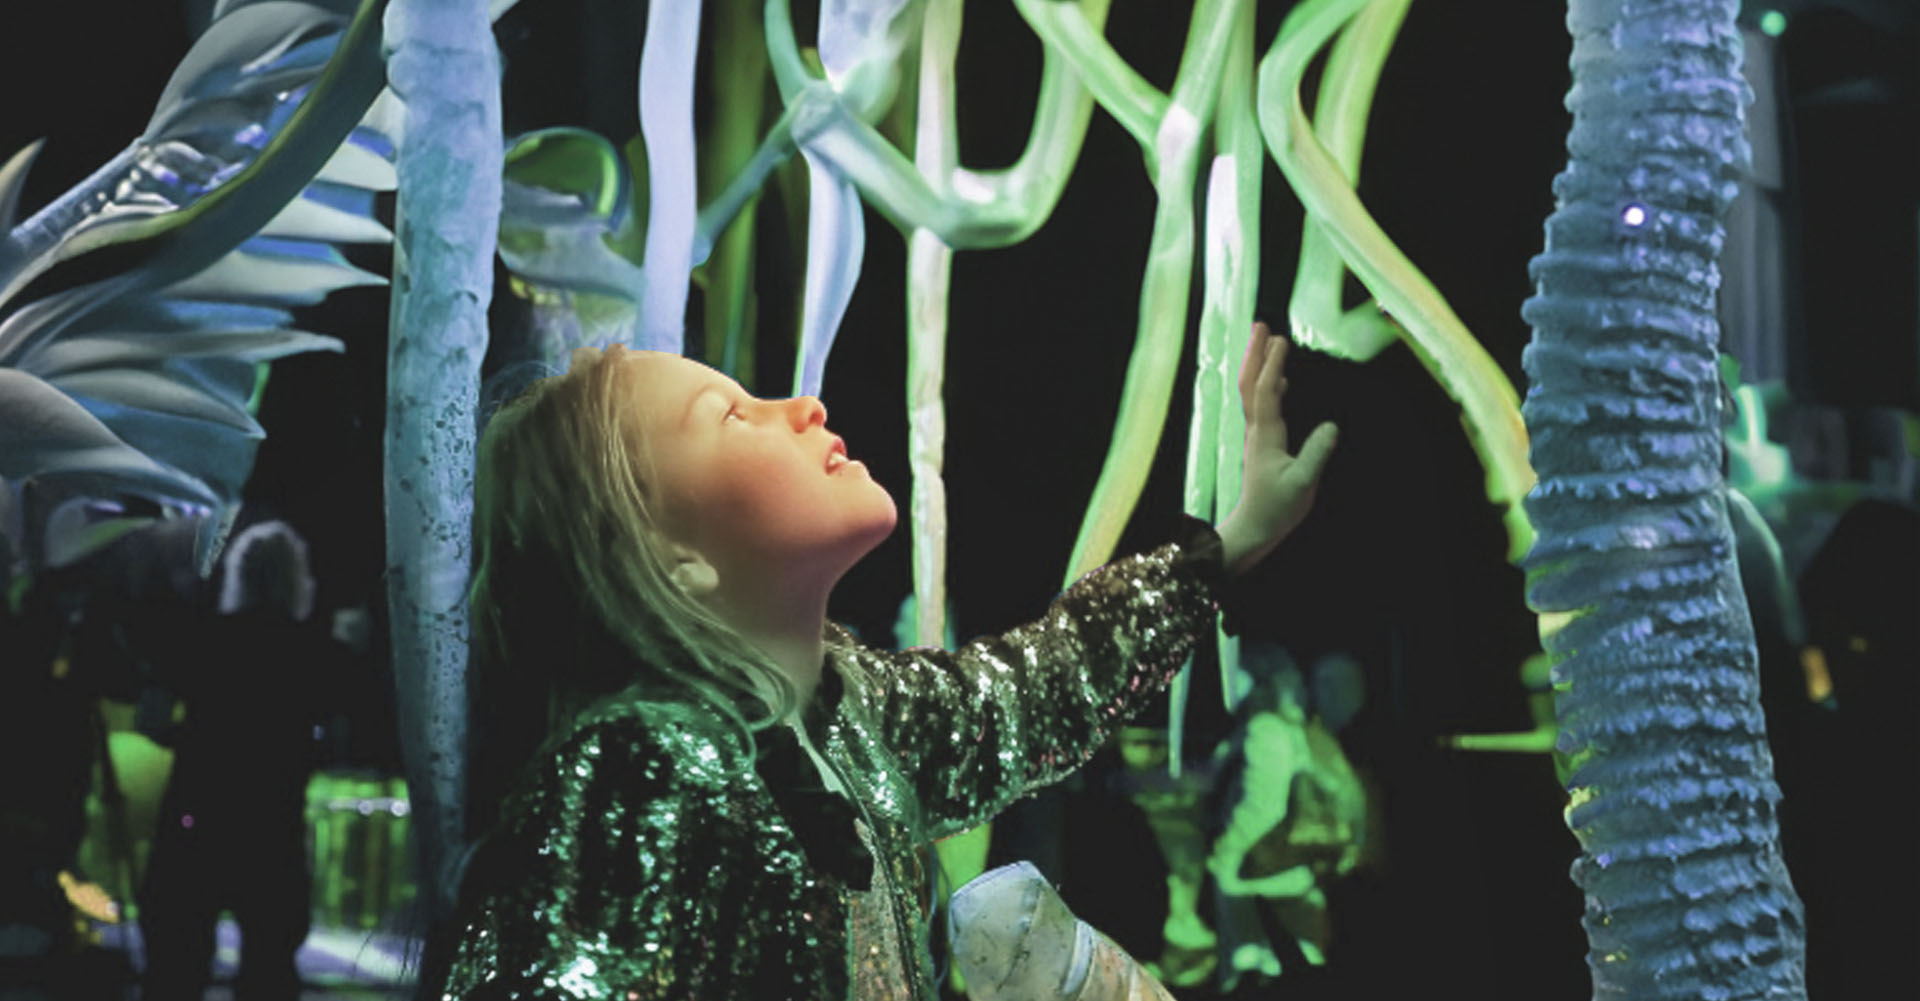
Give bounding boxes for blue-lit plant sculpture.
[0,0,393,577]
[1521,0,1807,996]
[0,0,1815,990]
[381,0,505,919]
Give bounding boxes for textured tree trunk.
[1521,1,1807,997]
[383,0,500,919]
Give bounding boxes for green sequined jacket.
[438,523,1227,1000]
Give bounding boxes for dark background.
[4,1,1914,998]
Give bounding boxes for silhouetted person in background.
[1791,498,1919,1001]
[0,584,94,1001]
[2,530,171,1000]
[138,521,337,1001]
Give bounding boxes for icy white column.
[382,0,500,916]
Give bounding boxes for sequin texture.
[438,521,1226,999]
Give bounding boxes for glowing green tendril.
[1258,0,1535,564]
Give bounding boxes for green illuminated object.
[1170,0,1262,761]
[1445,652,1564,773]
[902,0,961,655]
[307,774,414,930]
[1037,0,1239,585]
[1285,0,1410,366]
[699,0,769,382]
[1258,0,1536,565]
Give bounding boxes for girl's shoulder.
[526,691,751,798]
[821,620,877,691]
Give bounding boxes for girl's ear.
[668,547,720,599]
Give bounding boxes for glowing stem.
[1012,0,1165,155]
[1063,0,1238,585]
[907,0,960,652]
[700,0,769,382]
[1258,0,1535,562]
[1210,0,1262,723]
[1288,0,1409,362]
[764,0,812,100]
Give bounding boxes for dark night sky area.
[5,2,1914,998]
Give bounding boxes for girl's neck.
[747,628,827,705]
[712,573,835,707]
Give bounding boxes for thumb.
[1293,422,1340,483]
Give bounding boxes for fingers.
[1239,321,1269,423]
[1293,422,1340,483]
[1253,325,1290,430]
[1243,321,1294,427]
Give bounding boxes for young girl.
[422,323,1337,1000]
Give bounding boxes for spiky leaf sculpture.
[491,126,646,373]
[0,0,394,575]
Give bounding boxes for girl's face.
[623,352,898,581]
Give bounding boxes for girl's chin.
[856,509,900,553]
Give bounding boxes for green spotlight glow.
[246,362,271,416]
[1729,385,1793,492]
[1759,10,1787,36]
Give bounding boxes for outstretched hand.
[1217,321,1338,576]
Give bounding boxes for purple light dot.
[181,814,195,829]
[1622,204,1648,227]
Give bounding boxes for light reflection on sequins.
[436,524,1225,999]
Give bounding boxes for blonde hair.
[467,345,796,788]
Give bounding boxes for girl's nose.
[785,396,827,431]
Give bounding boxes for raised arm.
[837,520,1229,839]
[839,322,1336,839]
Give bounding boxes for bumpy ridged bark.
[384,0,500,917]
[1521,2,1806,998]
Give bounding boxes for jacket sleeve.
[839,518,1228,840]
[439,706,843,1000]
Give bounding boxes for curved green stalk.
[1170,0,1263,769]
[1288,0,1408,362]
[1062,0,1239,584]
[693,96,805,265]
[975,0,1112,217]
[707,2,1112,254]
[701,0,769,381]
[1257,0,1534,563]
[907,0,959,653]
[909,2,971,962]
[764,0,813,101]
[906,226,953,648]
[1010,0,1165,155]
[1211,0,1263,721]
